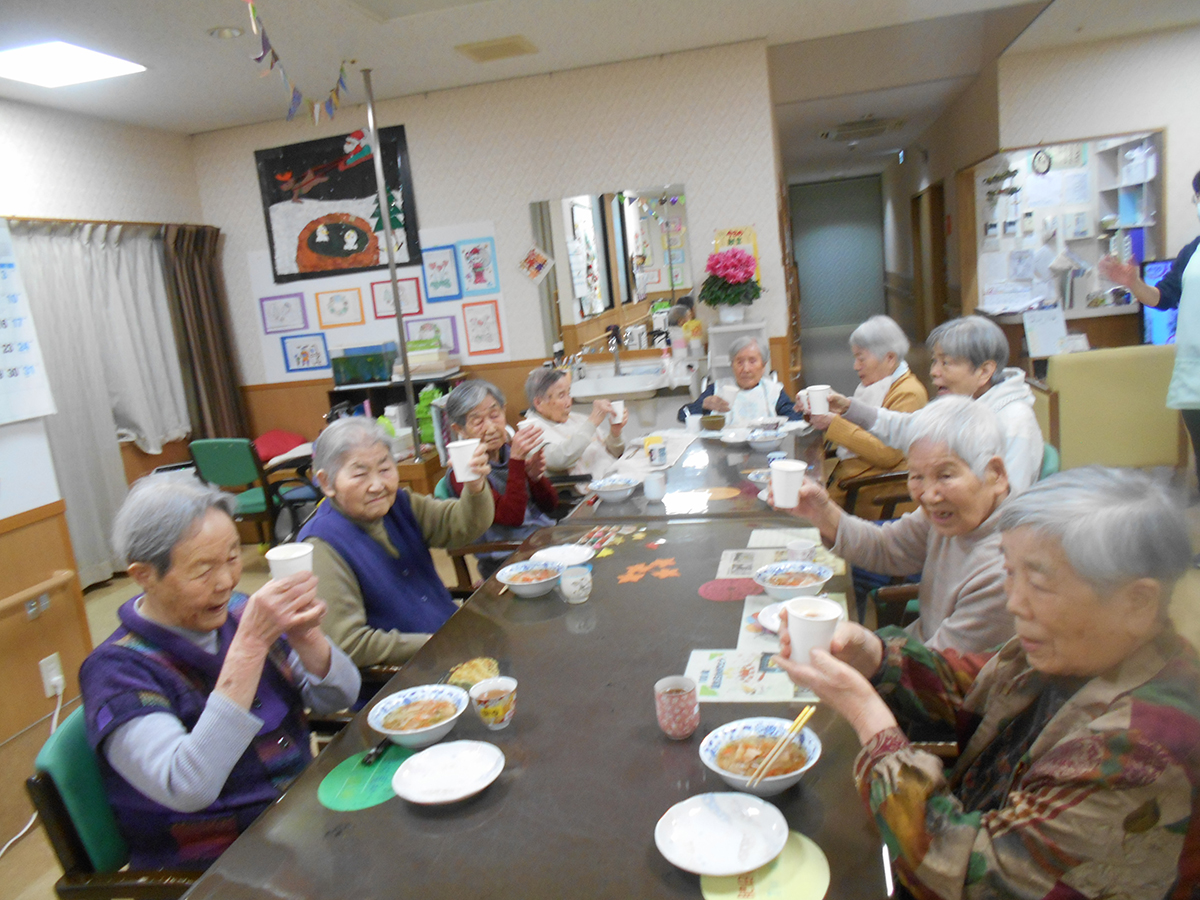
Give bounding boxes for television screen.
[1141,259,1177,345]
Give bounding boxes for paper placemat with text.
[746,528,846,575]
[685,649,815,703]
[736,592,848,653]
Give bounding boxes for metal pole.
[361,68,423,461]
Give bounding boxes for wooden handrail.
[0,570,75,621]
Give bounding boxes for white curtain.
[10,222,191,586]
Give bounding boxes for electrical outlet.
[39,653,63,698]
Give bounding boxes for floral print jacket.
[856,627,1200,899]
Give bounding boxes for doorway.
[790,175,886,393]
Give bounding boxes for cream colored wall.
[190,41,784,385]
[999,25,1200,254]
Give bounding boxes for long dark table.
[184,516,887,900]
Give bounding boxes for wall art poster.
[259,292,307,334]
[462,299,504,355]
[254,125,421,283]
[456,237,500,296]
[404,315,460,354]
[315,288,364,328]
[282,333,330,372]
[422,245,462,302]
[371,277,422,318]
[518,245,554,284]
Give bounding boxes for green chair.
[1040,442,1060,480]
[26,708,200,899]
[189,438,319,546]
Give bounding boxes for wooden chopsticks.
[747,705,815,787]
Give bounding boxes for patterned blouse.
[857,626,1200,899]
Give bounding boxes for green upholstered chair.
[26,708,200,899]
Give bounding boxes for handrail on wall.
[0,569,75,621]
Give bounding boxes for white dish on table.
[495,560,566,598]
[720,428,753,446]
[654,792,789,876]
[699,717,822,797]
[753,561,834,601]
[757,488,770,503]
[367,684,469,748]
[391,740,505,805]
[756,601,787,634]
[587,475,642,502]
[531,544,596,566]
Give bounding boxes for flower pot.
[718,305,747,324]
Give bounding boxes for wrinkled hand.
[589,399,614,427]
[610,406,629,436]
[702,395,731,413]
[525,444,547,480]
[827,391,851,415]
[1098,254,1140,288]
[462,441,493,492]
[770,474,829,519]
[511,422,543,461]
[809,412,835,431]
[238,572,325,651]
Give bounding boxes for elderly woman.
[80,474,360,870]
[523,367,627,481]
[444,379,559,577]
[777,396,1012,653]
[809,315,927,500]
[678,336,804,426]
[774,467,1198,899]
[822,316,1043,492]
[299,416,493,666]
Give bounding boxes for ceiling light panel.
[455,35,538,63]
[0,41,145,88]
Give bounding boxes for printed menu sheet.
[744,528,846,575]
[685,648,815,703]
[716,548,788,579]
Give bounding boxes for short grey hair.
[313,416,392,484]
[905,395,1005,477]
[850,315,909,360]
[525,366,568,406]
[927,316,1009,386]
[112,472,236,576]
[998,467,1190,602]
[727,336,766,363]
[446,380,505,428]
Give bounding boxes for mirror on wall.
[531,184,693,352]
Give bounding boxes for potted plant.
[698,247,760,323]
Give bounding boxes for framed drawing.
[254,125,421,284]
[315,288,364,328]
[404,315,460,354]
[462,299,504,355]
[422,245,462,302]
[371,277,422,318]
[259,293,307,334]
[456,237,500,296]
[281,333,330,372]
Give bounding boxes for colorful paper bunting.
[245,8,353,124]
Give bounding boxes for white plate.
[757,601,786,633]
[391,740,505,805]
[746,470,771,485]
[655,792,789,876]
[757,488,769,502]
[531,544,596,566]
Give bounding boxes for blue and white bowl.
[368,684,470,748]
[753,561,833,601]
[586,475,642,502]
[496,559,566,597]
[699,716,822,797]
[747,430,784,452]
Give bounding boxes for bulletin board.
[0,222,56,425]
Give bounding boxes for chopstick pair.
[746,705,815,787]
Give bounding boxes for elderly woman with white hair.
[774,467,1199,899]
[80,473,360,870]
[807,315,928,501]
[821,315,1044,492]
[677,336,805,426]
[776,396,1012,653]
[522,366,627,482]
[299,416,494,667]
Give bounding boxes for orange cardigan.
[825,369,928,476]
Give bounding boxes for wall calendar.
[0,222,56,425]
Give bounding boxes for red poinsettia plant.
[698,247,761,308]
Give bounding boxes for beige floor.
[4,519,1199,898]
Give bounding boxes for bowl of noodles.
[699,717,822,797]
[367,684,470,748]
[496,560,566,598]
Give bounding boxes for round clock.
[1032,149,1052,175]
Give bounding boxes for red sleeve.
[492,458,531,526]
[529,471,559,514]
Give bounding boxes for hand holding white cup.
[784,597,844,665]
[447,438,483,483]
[806,385,832,416]
[265,542,313,580]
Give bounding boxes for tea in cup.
[469,676,518,730]
[654,676,699,740]
[559,566,593,604]
[783,596,843,665]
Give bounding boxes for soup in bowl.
[496,560,566,597]
[699,716,822,797]
[753,561,833,601]
[368,684,470,748]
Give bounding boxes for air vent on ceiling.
[348,0,487,22]
[455,35,538,64]
[820,117,903,142]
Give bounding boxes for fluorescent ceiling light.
[0,41,145,88]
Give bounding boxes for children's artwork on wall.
[371,277,422,318]
[422,246,462,302]
[281,333,330,372]
[315,288,364,328]
[254,125,421,283]
[259,293,307,334]
[456,237,500,296]
[462,299,504,355]
[404,315,460,354]
[518,245,554,285]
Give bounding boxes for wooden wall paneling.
[242,378,335,441]
[120,440,192,485]
[956,167,979,316]
[769,336,796,396]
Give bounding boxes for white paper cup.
[784,596,843,665]
[265,542,313,579]
[786,538,818,562]
[559,566,593,604]
[688,338,704,357]
[610,400,625,423]
[718,384,739,407]
[685,414,701,434]
[447,438,482,483]
[770,460,808,508]
[644,470,666,501]
[807,385,832,416]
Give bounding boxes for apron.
[728,380,779,426]
[1166,248,1200,409]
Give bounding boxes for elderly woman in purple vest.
[300,416,494,666]
[79,473,360,871]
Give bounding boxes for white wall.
[190,41,784,385]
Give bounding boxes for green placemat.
[317,745,415,811]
